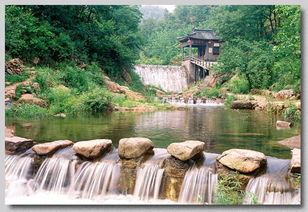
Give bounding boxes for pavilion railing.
[183,56,217,70]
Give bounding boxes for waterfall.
[5,154,35,197]
[68,161,121,200]
[5,155,34,181]
[133,148,168,201]
[134,65,188,92]
[244,157,299,205]
[33,147,76,194]
[134,165,164,201]
[178,166,218,204]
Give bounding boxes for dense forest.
[5,5,301,118]
[138,5,301,92]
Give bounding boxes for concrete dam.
[134,65,189,92]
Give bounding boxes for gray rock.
[217,149,266,173]
[5,136,33,153]
[290,148,301,173]
[118,137,153,159]
[73,139,112,159]
[167,140,205,161]
[32,140,73,155]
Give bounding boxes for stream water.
[6,107,298,158]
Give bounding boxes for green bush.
[81,88,113,112]
[283,104,301,122]
[5,71,30,84]
[5,103,48,119]
[47,86,74,114]
[15,85,24,100]
[196,87,222,98]
[226,77,250,94]
[34,67,61,93]
[224,95,237,107]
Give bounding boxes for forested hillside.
[138,5,301,92]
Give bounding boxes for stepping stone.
[5,136,33,154]
[217,149,266,173]
[167,140,205,161]
[73,139,113,159]
[32,140,73,155]
[290,148,301,173]
[118,137,153,159]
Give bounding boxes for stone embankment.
[5,130,301,202]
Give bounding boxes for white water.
[134,148,167,201]
[178,166,218,204]
[244,157,300,205]
[163,97,224,107]
[134,65,188,92]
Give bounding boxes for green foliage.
[225,76,250,94]
[33,67,61,93]
[15,85,24,100]
[283,104,301,122]
[80,88,113,112]
[195,87,222,98]
[5,103,48,119]
[214,173,248,205]
[5,72,30,84]
[6,5,143,77]
[273,6,301,92]
[47,86,74,114]
[224,95,237,107]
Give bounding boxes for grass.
[5,103,49,119]
[5,71,30,85]
[213,172,258,205]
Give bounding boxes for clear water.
[6,107,299,158]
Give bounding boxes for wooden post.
[189,44,192,58]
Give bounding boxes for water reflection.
[6,107,298,158]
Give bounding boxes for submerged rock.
[276,120,292,129]
[217,149,266,173]
[32,140,73,155]
[167,140,205,161]
[73,139,112,159]
[278,135,301,149]
[5,136,33,154]
[118,137,154,159]
[290,148,301,173]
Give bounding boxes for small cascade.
[68,149,121,200]
[163,97,224,107]
[134,165,164,201]
[5,155,34,181]
[33,147,76,194]
[244,157,299,205]
[133,148,168,201]
[68,161,121,200]
[178,166,218,204]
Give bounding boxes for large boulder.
[231,100,255,110]
[5,136,33,154]
[290,148,301,173]
[167,140,205,161]
[73,139,113,159]
[17,94,48,107]
[118,137,153,159]
[276,120,292,129]
[275,89,296,101]
[217,149,266,173]
[32,140,73,155]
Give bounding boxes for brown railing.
[183,56,217,70]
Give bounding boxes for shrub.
[283,104,301,122]
[196,87,221,98]
[226,77,250,94]
[34,67,61,93]
[5,71,29,84]
[81,88,113,112]
[14,85,24,100]
[224,95,237,107]
[47,86,74,114]
[5,103,48,119]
